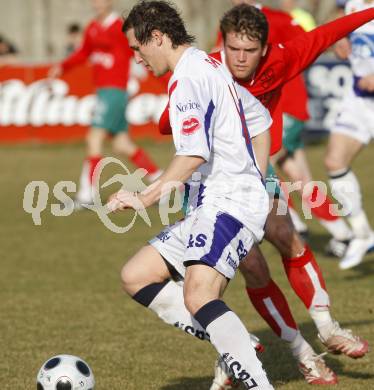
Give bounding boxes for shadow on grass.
[342,254,374,279]
[160,376,212,390]
[161,320,374,389]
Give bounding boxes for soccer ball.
[36,354,95,390]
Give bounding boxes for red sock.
[304,186,338,221]
[282,245,330,310]
[246,279,298,342]
[88,156,102,184]
[130,148,158,174]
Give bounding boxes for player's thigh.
[239,245,271,289]
[281,149,313,186]
[121,245,171,296]
[184,264,228,315]
[325,132,364,171]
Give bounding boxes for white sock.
[288,206,308,234]
[329,169,361,215]
[318,218,352,241]
[309,307,334,340]
[348,210,373,239]
[76,160,94,203]
[203,309,273,389]
[289,331,314,359]
[148,281,209,341]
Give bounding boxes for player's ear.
[151,30,163,46]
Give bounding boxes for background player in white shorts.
[108,2,274,388]
[325,0,374,269]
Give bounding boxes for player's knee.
[121,262,151,297]
[324,153,345,172]
[268,221,294,251]
[183,282,208,316]
[120,264,135,295]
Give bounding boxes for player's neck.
[96,10,112,23]
[168,44,192,72]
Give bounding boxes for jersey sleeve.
[282,7,374,81]
[169,77,213,162]
[61,26,92,71]
[236,84,272,138]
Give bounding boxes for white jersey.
[346,0,374,80]
[168,47,272,240]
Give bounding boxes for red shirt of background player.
[61,14,133,89]
[160,8,374,155]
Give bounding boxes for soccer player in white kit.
[325,0,374,269]
[108,1,274,388]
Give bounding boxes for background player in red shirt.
[49,0,162,208]
[207,4,373,389]
[218,0,353,255]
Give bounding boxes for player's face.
[126,28,169,77]
[91,0,112,16]
[224,31,267,81]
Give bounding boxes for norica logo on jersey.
[176,100,201,112]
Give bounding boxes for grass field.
[0,139,373,389]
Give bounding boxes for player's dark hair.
[67,23,81,34]
[122,1,195,49]
[220,4,269,47]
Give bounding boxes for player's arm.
[251,130,270,177]
[49,27,92,78]
[358,73,374,92]
[237,84,272,177]
[333,37,352,60]
[108,77,209,211]
[282,7,374,81]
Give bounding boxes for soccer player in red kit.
[159,4,373,388]
[206,5,373,389]
[49,0,162,208]
[217,1,353,250]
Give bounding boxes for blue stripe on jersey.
[204,100,215,150]
[200,212,243,267]
[197,183,206,207]
[238,99,265,185]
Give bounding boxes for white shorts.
[331,91,374,145]
[149,205,255,280]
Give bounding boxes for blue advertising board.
[305,55,352,133]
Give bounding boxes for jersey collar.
[174,46,196,73]
[100,12,118,28]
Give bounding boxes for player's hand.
[106,189,144,212]
[358,74,374,92]
[333,38,351,60]
[48,64,62,79]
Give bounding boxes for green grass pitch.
[0,140,373,389]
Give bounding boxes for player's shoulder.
[175,48,222,80]
[209,51,223,62]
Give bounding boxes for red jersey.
[216,6,309,122]
[210,7,374,154]
[61,13,133,89]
